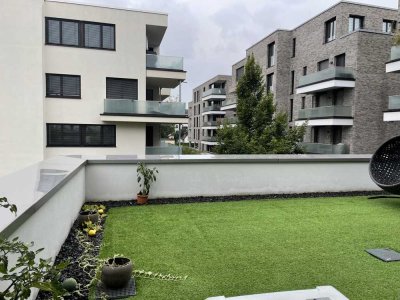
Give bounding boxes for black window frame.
[383,19,396,33]
[301,97,306,109]
[335,53,346,67]
[348,15,364,33]
[45,17,116,51]
[267,42,275,68]
[303,66,307,76]
[46,73,81,99]
[47,123,116,147]
[290,70,295,95]
[266,73,274,93]
[325,17,336,43]
[289,99,293,122]
[292,38,296,58]
[318,59,329,71]
[236,66,245,82]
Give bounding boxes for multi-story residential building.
[0,0,186,176]
[223,1,400,154]
[189,75,231,152]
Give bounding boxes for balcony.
[146,146,181,155]
[295,106,353,126]
[202,88,226,101]
[225,116,238,124]
[202,121,220,127]
[383,95,400,121]
[202,105,226,115]
[202,136,218,143]
[146,54,186,89]
[296,67,355,94]
[300,142,350,154]
[100,99,188,124]
[386,46,400,73]
[221,98,238,111]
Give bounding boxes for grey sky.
[64,0,398,102]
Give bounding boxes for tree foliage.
[215,54,306,154]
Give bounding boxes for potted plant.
[101,256,133,289]
[136,162,158,205]
[77,210,99,227]
[391,30,400,60]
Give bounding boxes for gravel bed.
[37,215,106,300]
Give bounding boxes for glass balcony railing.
[222,98,238,107]
[388,95,400,110]
[146,146,181,155]
[202,121,220,127]
[298,67,355,87]
[203,105,222,112]
[300,142,350,154]
[390,46,400,61]
[146,54,184,71]
[225,116,238,124]
[202,88,226,98]
[298,106,352,120]
[203,136,217,142]
[104,99,186,116]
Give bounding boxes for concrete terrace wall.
[0,157,86,299]
[85,155,379,201]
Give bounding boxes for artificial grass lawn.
[100,196,400,300]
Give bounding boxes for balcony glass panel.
[146,146,181,155]
[388,95,400,110]
[146,54,184,71]
[298,67,355,87]
[300,142,349,154]
[222,98,238,107]
[202,88,226,98]
[298,106,352,119]
[203,105,222,112]
[202,121,220,127]
[390,46,400,61]
[203,136,217,142]
[104,99,186,116]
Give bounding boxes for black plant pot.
[77,210,99,226]
[101,257,133,289]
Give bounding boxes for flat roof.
[45,0,168,16]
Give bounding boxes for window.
[266,73,274,93]
[383,19,396,33]
[303,66,307,76]
[301,97,306,109]
[45,17,115,50]
[318,59,329,71]
[332,127,342,144]
[290,71,295,95]
[106,78,138,100]
[325,18,336,43]
[348,15,364,32]
[236,66,244,82]
[313,127,320,143]
[268,42,275,67]
[289,99,293,122]
[47,124,116,147]
[46,74,81,98]
[292,38,296,57]
[335,53,346,67]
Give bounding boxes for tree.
[215,54,306,154]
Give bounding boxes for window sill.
[46,96,81,99]
[45,43,116,51]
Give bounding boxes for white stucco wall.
[0,0,44,177]
[43,1,168,158]
[85,156,379,201]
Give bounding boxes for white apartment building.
[0,0,186,177]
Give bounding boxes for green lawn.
[100,196,400,300]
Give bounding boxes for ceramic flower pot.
[77,210,99,226]
[101,257,133,289]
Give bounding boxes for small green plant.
[82,220,102,234]
[137,162,158,196]
[0,197,69,299]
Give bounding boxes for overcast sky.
[67,0,397,102]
